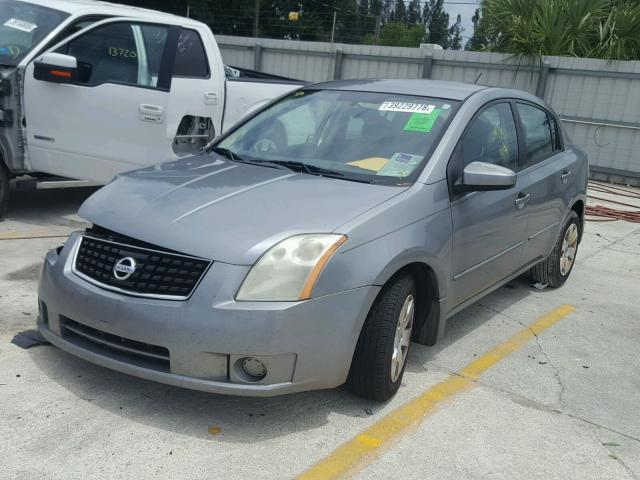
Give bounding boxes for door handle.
[138,104,164,123]
[204,92,219,105]
[515,192,531,209]
[561,170,572,183]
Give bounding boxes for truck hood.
[78,154,407,265]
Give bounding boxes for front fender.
[313,206,452,301]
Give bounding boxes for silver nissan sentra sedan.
[38,79,587,401]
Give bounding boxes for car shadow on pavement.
[28,277,537,442]
[2,187,97,229]
[405,276,535,374]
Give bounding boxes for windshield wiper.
[209,146,239,161]
[255,160,344,176]
[210,148,292,171]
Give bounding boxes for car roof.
[19,0,203,27]
[307,79,488,101]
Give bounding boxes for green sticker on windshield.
[403,109,441,133]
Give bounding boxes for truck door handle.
[138,104,164,123]
[515,192,531,209]
[561,170,572,183]
[204,92,219,105]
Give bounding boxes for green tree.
[393,0,407,23]
[427,0,450,47]
[473,0,640,60]
[448,14,463,50]
[407,0,422,24]
[363,21,425,46]
[466,7,489,51]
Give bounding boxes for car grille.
[73,233,211,300]
[60,317,170,372]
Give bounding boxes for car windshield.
[216,89,458,184]
[0,1,68,66]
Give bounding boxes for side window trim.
[513,100,563,169]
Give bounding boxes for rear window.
[217,90,458,184]
[173,28,208,78]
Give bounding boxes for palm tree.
[472,0,640,61]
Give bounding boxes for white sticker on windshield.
[4,18,38,33]
[379,102,436,114]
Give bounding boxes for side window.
[41,16,109,52]
[516,103,554,164]
[461,103,519,172]
[58,22,168,88]
[173,29,208,78]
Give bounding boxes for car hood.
[78,154,408,264]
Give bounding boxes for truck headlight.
[236,234,347,301]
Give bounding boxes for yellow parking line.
[298,304,576,480]
[0,230,70,240]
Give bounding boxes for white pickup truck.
[0,0,305,215]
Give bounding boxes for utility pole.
[253,0,260,37]
[330,10,337,47]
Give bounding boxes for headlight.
[236,234,347,301]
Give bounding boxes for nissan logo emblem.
[113,257,137,280]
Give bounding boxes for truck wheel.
[0,161,9,218]
[348,274,416,401]
[530,211,580,288]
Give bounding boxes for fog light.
[241,357,267,381]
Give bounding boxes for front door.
[448,101,529,309]
[23,19,178,183]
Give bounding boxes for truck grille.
[73,234,211,300]
[60,317,170,372]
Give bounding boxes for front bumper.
[38,233,379,396]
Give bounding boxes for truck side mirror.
[34,52,78,84]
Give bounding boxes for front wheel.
[0,161,9,218]
[347,274,416,401]
[530,210,580,288]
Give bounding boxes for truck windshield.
[216,89,458,185]
[0,1,68,66]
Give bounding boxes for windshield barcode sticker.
[379,102,436,114]
[4,18,38,33]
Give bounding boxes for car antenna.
[474,72,484,84]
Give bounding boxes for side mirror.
[33,52,78,84]
[454,161,516,193]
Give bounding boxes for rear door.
[223,79,303,132]
[514,102,577,264]
[24,18,179,183]
[166,26,224,156]
[448,101,529,309]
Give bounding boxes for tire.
[348,274,416,401]
[0,161,9,219]
[530,211,580,288]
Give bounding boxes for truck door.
[167,27,224,156]
[23,18,180,183]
